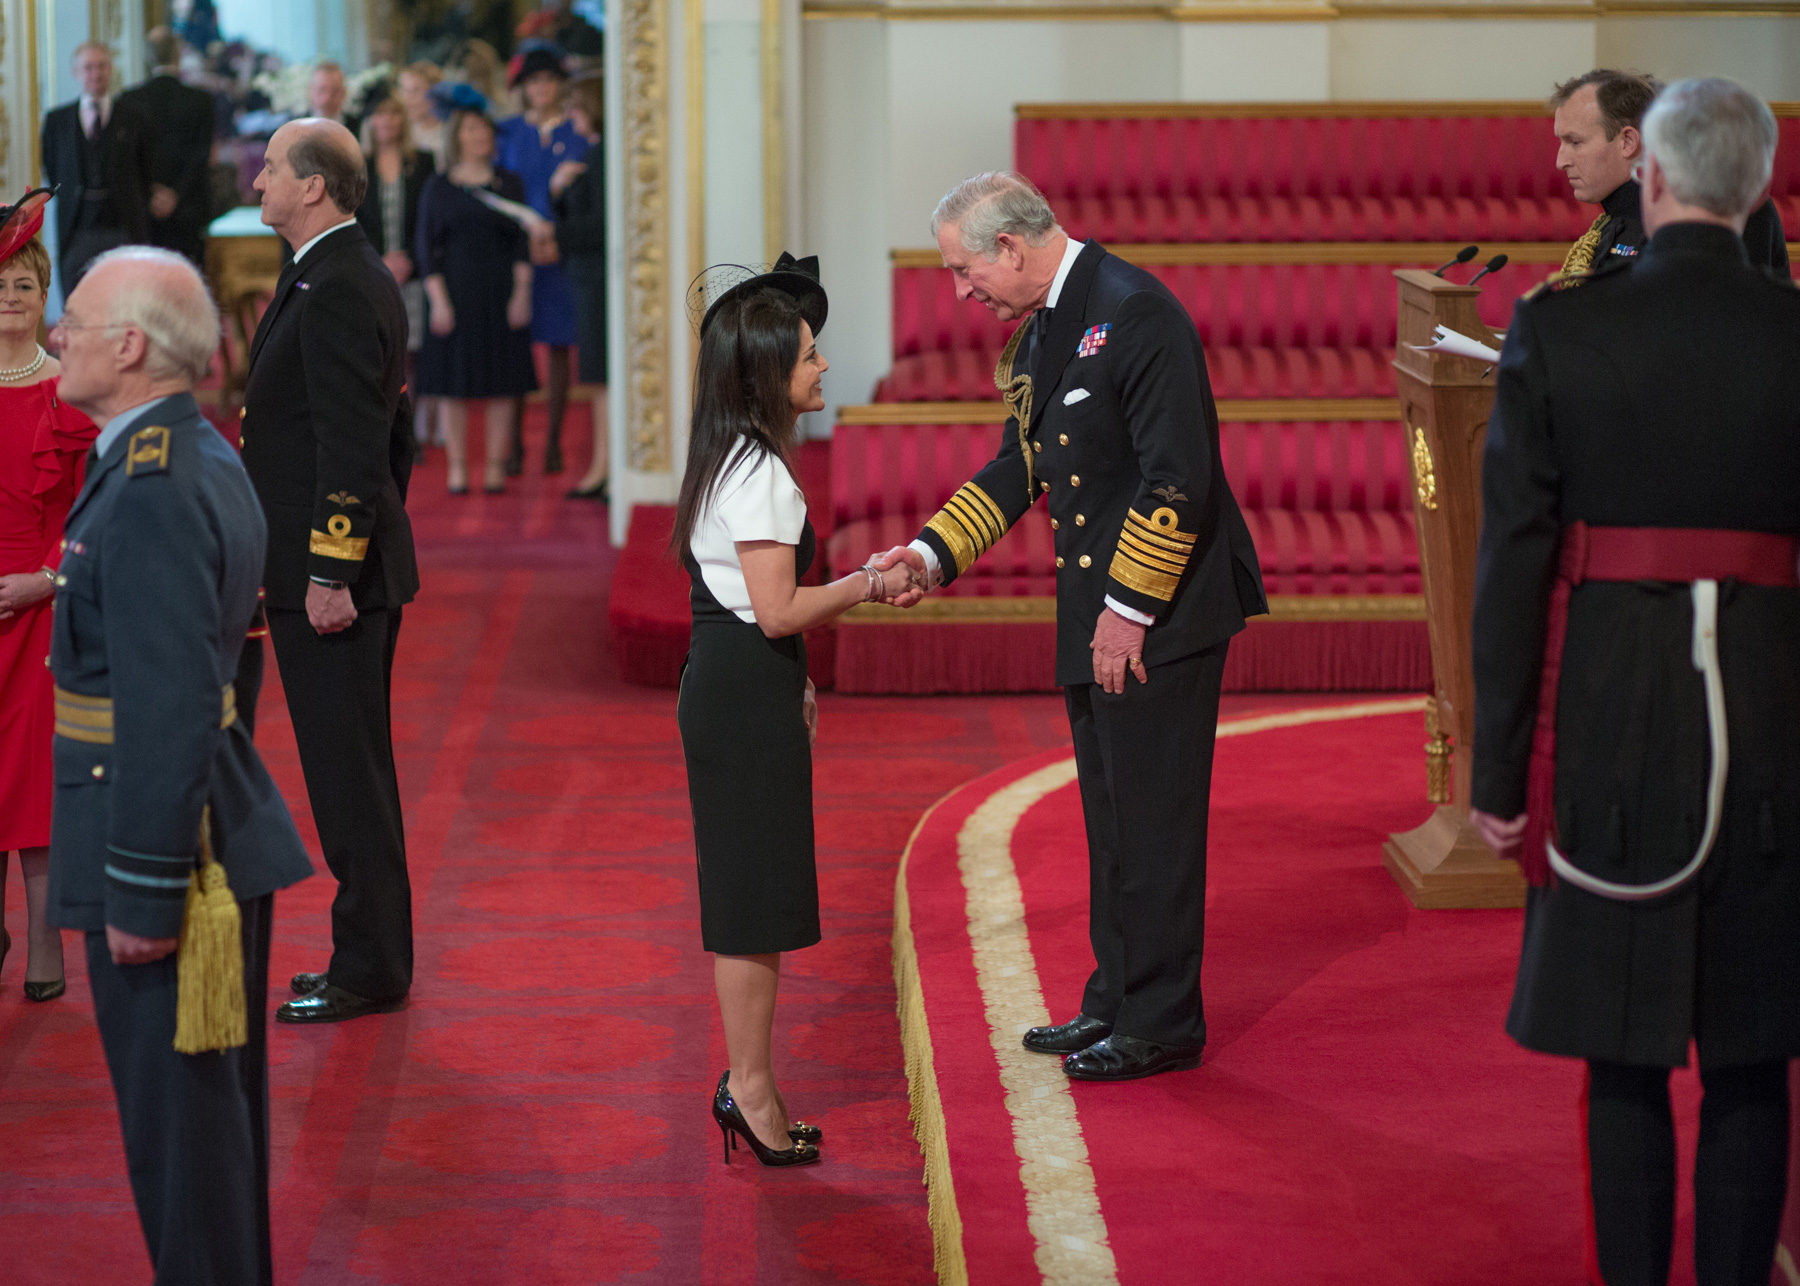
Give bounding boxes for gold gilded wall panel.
[624,0,673,474]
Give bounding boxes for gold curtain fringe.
[892,798,971,1286]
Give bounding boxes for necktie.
[85,100,105,139]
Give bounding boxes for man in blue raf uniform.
[1472,81,1799,1286]
[882,172,1266,1082]
[46,247,311,1285]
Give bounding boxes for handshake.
[858,546,936,608]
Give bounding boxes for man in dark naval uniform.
[244,118,420,1024]
[1471,79,1798,1286]
[46,247,313,1284]
[882,171,1266,1082]
[1550,68,1789,278]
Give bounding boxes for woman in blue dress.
[495,46,588,477]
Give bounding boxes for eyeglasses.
[49,318,133,338]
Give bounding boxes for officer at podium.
[1472,79,1799,1286]
[1549,68,1789,277]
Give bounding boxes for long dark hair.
[670,288,805,557]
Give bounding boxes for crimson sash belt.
[1518,521,1800,886]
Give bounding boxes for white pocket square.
[1062,388,1091,406]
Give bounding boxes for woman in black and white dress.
[673,256,914,1167]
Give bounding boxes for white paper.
[1408,324,1500,366]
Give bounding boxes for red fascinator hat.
[0,188,54,265]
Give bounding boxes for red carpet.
[897,703,1793,1286]
[0,405,1024,1285]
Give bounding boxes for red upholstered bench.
[880,251,1550,402]
[826,416,1426,692]
[1015,103,1800,244]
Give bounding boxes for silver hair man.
[931,171,1059,258]
[1641,78,1778,219]
[83,245,220,385]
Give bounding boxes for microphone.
[1433,245,1479,277]
[1467,253,1509,286]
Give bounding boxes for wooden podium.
[1381,270,1527,909]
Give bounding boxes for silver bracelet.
[40,567,56,585]
[860,564,879,602]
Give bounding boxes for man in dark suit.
[243,118,419,1024]
[1549,68,1789,277]
[117,27,217,266]
[40,42,154,287]
[1471,79,1798,1286]
[47,246,313,1286]
[882,171,1267,1082]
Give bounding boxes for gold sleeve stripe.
[1109,550,1181,601]
[944,494,1002,547]
[310,530,370,561]
[924,511,979,576]
[961,482,1009,535]
[1125,510,1197,549]
[1118,530,1190,575]
[925,483,1011,577]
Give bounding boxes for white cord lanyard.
[1545,579,1728,902]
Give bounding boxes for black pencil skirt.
[677,617,820,956]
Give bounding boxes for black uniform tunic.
[913,240,1266,1048]
[1473,223,1800,1070]
[1581,178,1789,276]
[677,521,821,956]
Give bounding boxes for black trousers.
[86,894,274,1286]
[266,605,411,1000]
[1587,1058,1791,1286]
[1065,640,1228,1048]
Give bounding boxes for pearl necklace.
[0,345,48,383]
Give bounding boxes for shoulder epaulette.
[125,425,171,478]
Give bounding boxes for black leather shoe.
[275,984,406,1024]
[1023,1015,1113,1055]
[1062,1034,1203,1082]
[290,971,327,996]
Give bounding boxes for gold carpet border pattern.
[894,696,1429,1283]
[957,756,1116,1285]
[892,796,971,1286]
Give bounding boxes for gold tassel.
[994,316,1038,503]
[172,806,246,1055]
[1545,212,1610,290]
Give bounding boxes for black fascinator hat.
[690,253,828,341]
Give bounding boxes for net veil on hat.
[688,253,827,340]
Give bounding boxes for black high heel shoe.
[788,1121,822,1144]
[712,1072,820,1168]
[24,978,64,1003]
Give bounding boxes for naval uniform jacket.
[1472,222,1800,1069]
[914,240,1266,685]
[1580,178,1789,276]
[241,222,419,613]
[46,394,312,940]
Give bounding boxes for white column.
[0,0,40,196]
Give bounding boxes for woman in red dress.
[0,191,97,1001]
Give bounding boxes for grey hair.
[930,171,1059,259]
[1641,78,1778,219]
[86,246,220,385]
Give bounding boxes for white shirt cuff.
[1104,595,1155,626]
[908,539,942,584]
